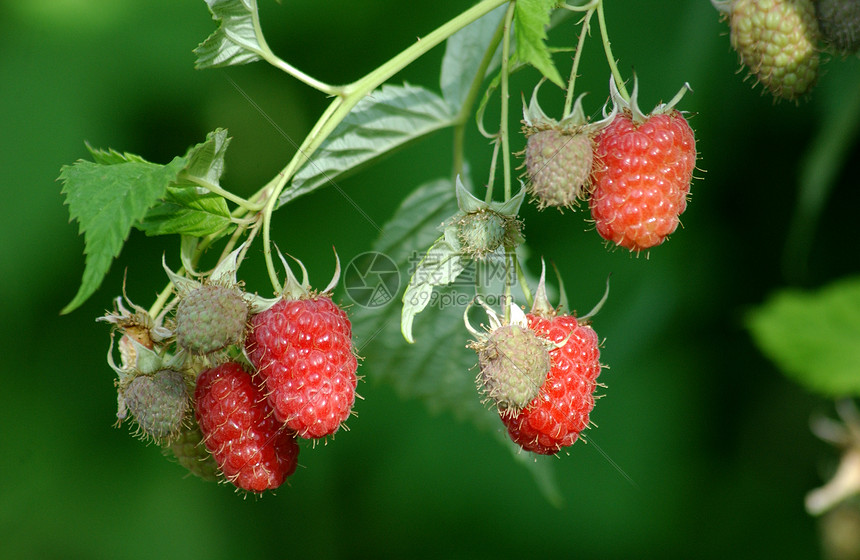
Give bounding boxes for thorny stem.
[499,2,515,203]
[596,0,630,102]
[180,173,265,212]
[255,0,509,294]
[499,2,516,324]
[260,96,345,293]
[453,13,507,178]
[250,1,341,96]
[484,140,502,204]
[139,0,522,328]
[563,4,597,116]
[514,256,533,309]
[144,0,510,307]
[262,54,341,97]
[148,280,176,320]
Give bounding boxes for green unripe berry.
[176,284,249,354]
[474,324,552,413]
[524,128,593,210]
[816,0,860,55]
[164,421,220,482]
[457,210,521,260]
[122,369,189,443]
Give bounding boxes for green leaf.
[59,153,187,314]
[85,145,147,166]
[440,4,507,110]
[279,84,456,208]
[195,0,265,69]
[137,186,234,238]
[514,0,564,88]
[747,277,860,397]
[137,129,235,239]
[182,128,231,188]
[348,177,562,505]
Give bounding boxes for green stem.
[260,96,345,293]
[452,14,508,178]
[340,0,508,101]
[148,280,175,320]
[596,0,629,101]
[484,139,501,204]
[180,173,265,212]
[499,2,517,324]
[513,256,533,309]
[251,1,341,96]
[252,0,509,294]
[504,250,514,324]
[263,53,342,96]
[563,6,596,116]
[499,2,515,202]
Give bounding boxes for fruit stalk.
[596,0,630,102]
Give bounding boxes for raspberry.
[119,368,190,443]
[500,313,602,455]
[519,86,598,211]
[456,209,521,260]
[719,0,820,99]
[246,295,358,439]
[590,109,696,251]
[164,420,220,482]
[471,323,552,412]
[175,284,249,355]
[816,0,860,55]
[523,128,594,210]
[194,362,299,492]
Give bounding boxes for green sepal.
[455,176,525,217]
[401,228,466,344]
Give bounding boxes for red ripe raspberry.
[194,362,299,492]
[246,296,358,440]
[501,314,602,455]
[589,110,696,251]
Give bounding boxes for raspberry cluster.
[103,252,359,494]
[467,289,604,456]
[521,80,698,253]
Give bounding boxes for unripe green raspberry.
[473,324,552,413]
[816,0,860,55]
[121,369,190,443]
[175,284,249,354]
[164,421,220,482]
[727,0,820,100]
[457,210,521,260]
[523,128,593,210]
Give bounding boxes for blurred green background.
[2,0,859,558]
